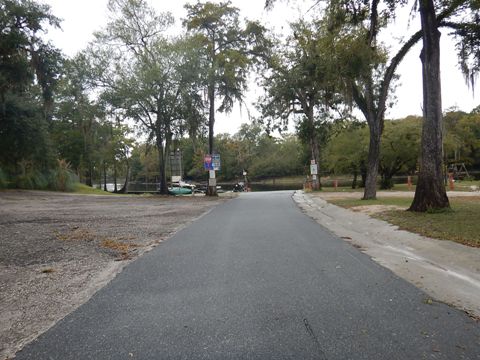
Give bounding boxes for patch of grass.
[390,183,416,191]
[330,196,480,247]
[451,180,480,192]
[71,183,117,195]
[331,197,413,208]
[318,186,362,193]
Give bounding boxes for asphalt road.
[16,191,480,359]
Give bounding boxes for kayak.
[168,187,192,195]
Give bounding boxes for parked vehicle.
[233,182,245,192]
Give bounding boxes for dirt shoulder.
[294,190,480,319]
[0,190,227,360]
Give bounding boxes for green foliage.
[324,121,368,182]
[379,117,421,189]
[325,116,422,189]
[248,135,304,178]
[0,0,62,186]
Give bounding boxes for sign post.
[310,159,319,190]
[204,154,221,194]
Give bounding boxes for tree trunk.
[360,160,367,187]
[409,0,449,212]
[206,82,217,196]
[363,117,381,199]
[352,169,358,189]
[103,161,107,192]
[86,161,93,187]
[113,160,118,193]
[119,160,130,194]
[380,172,394,190]
[157,135,169,195]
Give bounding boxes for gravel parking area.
[0,190,226,360]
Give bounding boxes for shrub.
[0,168,8,189]
[48,159,76,192]
[15,171,49,190]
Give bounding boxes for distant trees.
[444,109,480,171]
[378,117,421,189]
[162,124,307,183]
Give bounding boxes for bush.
[48,159,76,192]
[15,171,49,190]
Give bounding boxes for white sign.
[209,170,216,179]
[310,164,318,175]
[212,154,221,171]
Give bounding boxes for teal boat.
[168,186,193,195]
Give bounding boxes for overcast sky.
[40,0,479,135]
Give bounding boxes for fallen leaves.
[40,268,55,274]
[101,239,143,260]
[54,227,95,242]
[54,227,141,260]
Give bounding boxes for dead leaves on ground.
[54,226,141,261]
[101,239,143,261]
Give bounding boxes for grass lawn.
[330,196,480,247]
[318,180,480,192]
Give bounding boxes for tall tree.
[410,0,480,211]
[409,0,449,210]
[184,1,269,195]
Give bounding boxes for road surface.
[15,191,480,359]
